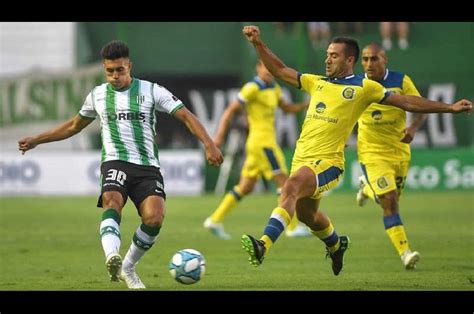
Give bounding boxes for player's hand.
[206,144,224,167]
[451,99,472,114]
[243,25,261,44]
[18,137,37,155]
[400,127,416,143]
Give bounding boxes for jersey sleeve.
[153,83,184,115]
[298,73,323,93]
[237,82,259,104]
[402,75,421,97]
[364,79,391,104]
[78,91,97,119]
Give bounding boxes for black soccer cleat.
[326,235,350,276]
[241,234,266,266]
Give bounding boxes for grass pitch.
[0,191,472,291]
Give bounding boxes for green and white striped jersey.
[79,78,184,168]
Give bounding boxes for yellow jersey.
[357,70,421,163]
[296,73,389,168]
[237,76,282,146]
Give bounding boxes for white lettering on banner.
[0,160,41,184]
[351,159,474,190]
[426,84,457,147]
[0,151,204,196]
[0,64,103,126]
[444,159,474,189]
[406,166,440,189]
[189,89,227,136]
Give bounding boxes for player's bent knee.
[102,191,124,210]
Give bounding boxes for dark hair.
[100,40,129,60]
[364,42,384,53]
[331,37,360,63]
[366,42,383,50]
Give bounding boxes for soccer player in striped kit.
[18,40,223,289]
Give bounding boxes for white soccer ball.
[169,249,206,284]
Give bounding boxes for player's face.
[325,43,350,78]
[361,47,386,81]
[103,58,132,90]
[256,62,274,83]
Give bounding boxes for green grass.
[0,191,472,290]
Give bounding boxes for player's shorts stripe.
[317,166,343,187]
[360,163,379,202]
[263,148,280,171]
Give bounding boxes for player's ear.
[347,55,355,66]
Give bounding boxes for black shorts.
[97,160,166,212]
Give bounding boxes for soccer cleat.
[105,253,122,282]
[285,224,312,238]
[120,267,146,289]
[203,217,231,240]
[326,235,350,276]
[356,176,369,207]
[401,249,420,270]
[241,234,266,266]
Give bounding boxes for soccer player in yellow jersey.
[240,25,472,275]
[356,43,426,269]
[204,60,309,239]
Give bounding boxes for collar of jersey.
[327,74,355,83]
[253,76,275,88]
[364,69,389,82]
[107,77,137,92]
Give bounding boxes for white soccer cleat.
[401,249,421,270]
[285,224,312,238]
[203,217,231,240]
[120,267,146,289]
[356,175,369,207]
[105,253,122,282]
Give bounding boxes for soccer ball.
[169,249,206,284]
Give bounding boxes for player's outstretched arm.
[384,93,473,114]
[18,114,93,155]
[243,25,299,88]
[279,99,309,113]
[174,106,224,167]
[214,99,241,147]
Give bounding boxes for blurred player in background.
[204,60,310,240]
[240,25,472,275]
[18,40,223,289]
[356,43,425,269]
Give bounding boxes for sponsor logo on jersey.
[308,102,339,124]
[315,102,326,114]
[371,110,383,120]
[103,110,146,122]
